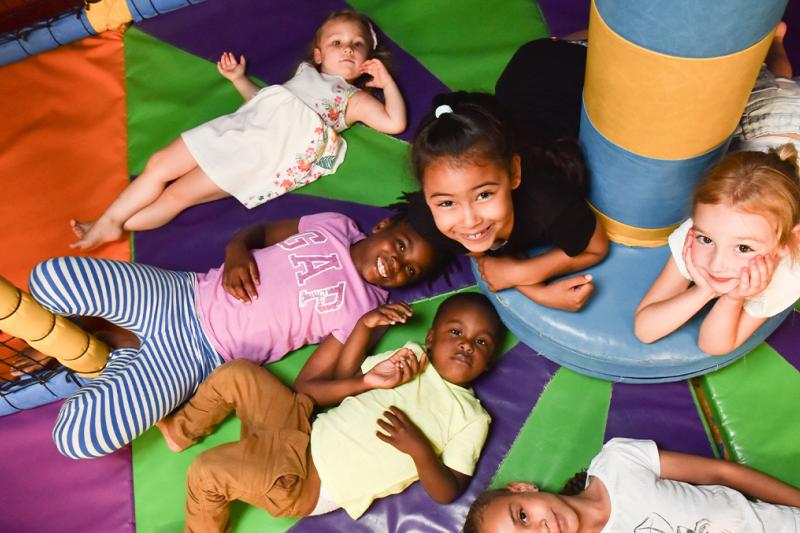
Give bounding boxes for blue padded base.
[474,243,791,383]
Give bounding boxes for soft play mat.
[1,1,799,531]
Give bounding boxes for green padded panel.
[491,369,610,492]
[125,28,252,175]
[132,286,518,531]
[699,343,800,485]
[349,0,549,91]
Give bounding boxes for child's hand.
[376,406,431,458]
[217,52,247,81]
[682,230,725,297]
[725,254,775,302]
[222,248,260,303]
[476,256,521,292]
[359,302,413,329]
[363,348,426,390]
[536,274,594,312]
[358,59,394,90]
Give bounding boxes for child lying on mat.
[463,437,800,533]
[156,292,504,531]
[70,10,406,251]
[30,207,448,459]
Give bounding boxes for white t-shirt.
[588,438,800,532]
[668,218,800,317]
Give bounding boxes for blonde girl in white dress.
[70,10,406,251]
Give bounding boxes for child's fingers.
[376,417,396,435]
[375,430,392,444]
[249,262,260,286]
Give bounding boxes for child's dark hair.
[412,92,589,196]
[387,198,456,285]
[462,472,586,532]
[434,292,504,345]
[306,10,393,92]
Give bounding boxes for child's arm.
[660,449,800,507]
[222,219,299,302]
[476,221,608,291]
[217,52,260,102]
[344,59,407,134]
[634,232,716,343]
[516,274,594,312]
[697,255,774,355]
[376,406,470,504]
[294,303,423,406]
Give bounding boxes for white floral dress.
[182,62,358,208]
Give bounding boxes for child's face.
[477,487,579,532]
[422,156,521,254]
[425,301,499,386]
[691,202,783,293]
[351,218,435,288]
[313,19,370,81]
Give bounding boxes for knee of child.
[28,258,63,309]
[187,451,219,492]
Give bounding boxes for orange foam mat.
[0,29,130,290]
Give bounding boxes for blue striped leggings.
[29,257,222,459]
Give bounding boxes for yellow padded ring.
[589,203,679,248]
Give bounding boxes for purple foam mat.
[537,0,589,37]
[290,343,560,532]
[0,401,134,532]
[605,381,714,458]
[765,311,800,371]
[136,0,449,141]
[133,192,473,303]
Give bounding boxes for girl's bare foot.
[155,417,187,452]
[69,217,124,251]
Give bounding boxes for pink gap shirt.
[195,213,388,364]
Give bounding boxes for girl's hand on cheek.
[683,230,719,297]
[376,406,431,458]
[359,59,393,89]
[727,255,774,301]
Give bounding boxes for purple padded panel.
[783,0,799,72]
[136,0,449,141]
[133,193,473,303]
[290,344,560,533]
[605,381,714,458]
[0,402,134,532]
[766,311,800,371]
[537,0,589,37]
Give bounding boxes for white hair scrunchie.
[434,104,453,118]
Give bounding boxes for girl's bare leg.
[766,21,792,79]
[70,138,198,251]
[122,166,228,231]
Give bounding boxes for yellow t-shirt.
[309,341,491,519]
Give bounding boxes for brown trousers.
[163,360,321,533]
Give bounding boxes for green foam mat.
[349,0,549,91]
[699,343,800,485]
[491,369,610,491]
